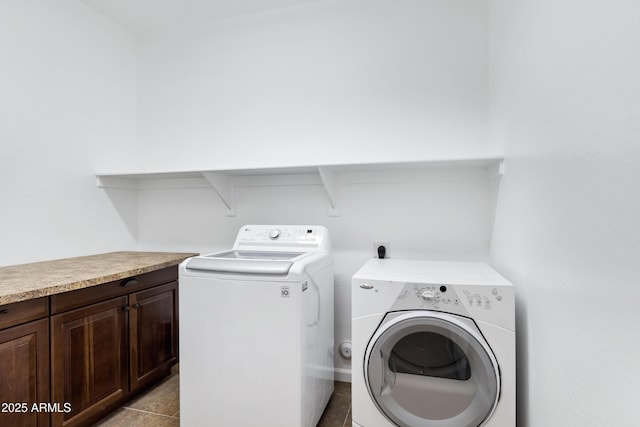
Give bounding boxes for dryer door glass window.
[390,331,471,380]
[366,313,499,427]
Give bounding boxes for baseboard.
[334,367,352,383]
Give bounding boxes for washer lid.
[365,311,500,427]
[184,250,306,275]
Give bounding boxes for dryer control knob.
[420,290,435,301]
[269,229,281,240]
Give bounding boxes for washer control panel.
[268,229,281,240]
[235,225,328,248]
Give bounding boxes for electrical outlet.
[373,241,390,259]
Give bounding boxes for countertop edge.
[0,253,198,306]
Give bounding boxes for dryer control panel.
[389,282,514,328]
[392,283,466,315]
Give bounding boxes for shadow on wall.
[103,188,138,240]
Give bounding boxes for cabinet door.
[0,318,50,427]
[50,297,128,427]
[129,281,178,391]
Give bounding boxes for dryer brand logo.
[281,286,290,298]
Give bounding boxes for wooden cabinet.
[0,254,192,427]
[49,267,179,427]
[129,282,178,391]
[0,318,50,427]
[50,297,128,427]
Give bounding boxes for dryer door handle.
[381,351,396,394]
[369,348,395,395]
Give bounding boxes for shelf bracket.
[498,160,506,176]
[95,176,137,189]
[318,167,340,216]
[202,172,236,216]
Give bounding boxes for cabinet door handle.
[121,279,139,287]
[122,306,130,312]
[133,303,140,309]
[0,309,8,315]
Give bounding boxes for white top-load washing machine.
[179,225,334,427]
[352,259,515,427]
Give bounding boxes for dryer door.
[365,311,500,427]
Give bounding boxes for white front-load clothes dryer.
[352,259,515,427]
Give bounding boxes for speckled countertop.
[0,251,198,305]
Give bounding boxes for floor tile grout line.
[120,406,179,419]
[342,405,352,427]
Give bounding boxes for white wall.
[136,166,497,377]
[5,0,639,422]
[133,0,493,378]
[0,0,139,266]
[489,0,640,425]
[136,0,491,171]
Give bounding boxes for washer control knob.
[420,290,435,301]
[269,229,281,240]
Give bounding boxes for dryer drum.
[365,312,500,427]
[389,331,471,380]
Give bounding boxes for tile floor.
[94,372,180,427]
[94,368,352,427]
[317,381,352,427]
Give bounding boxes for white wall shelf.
[96,156,504,217]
